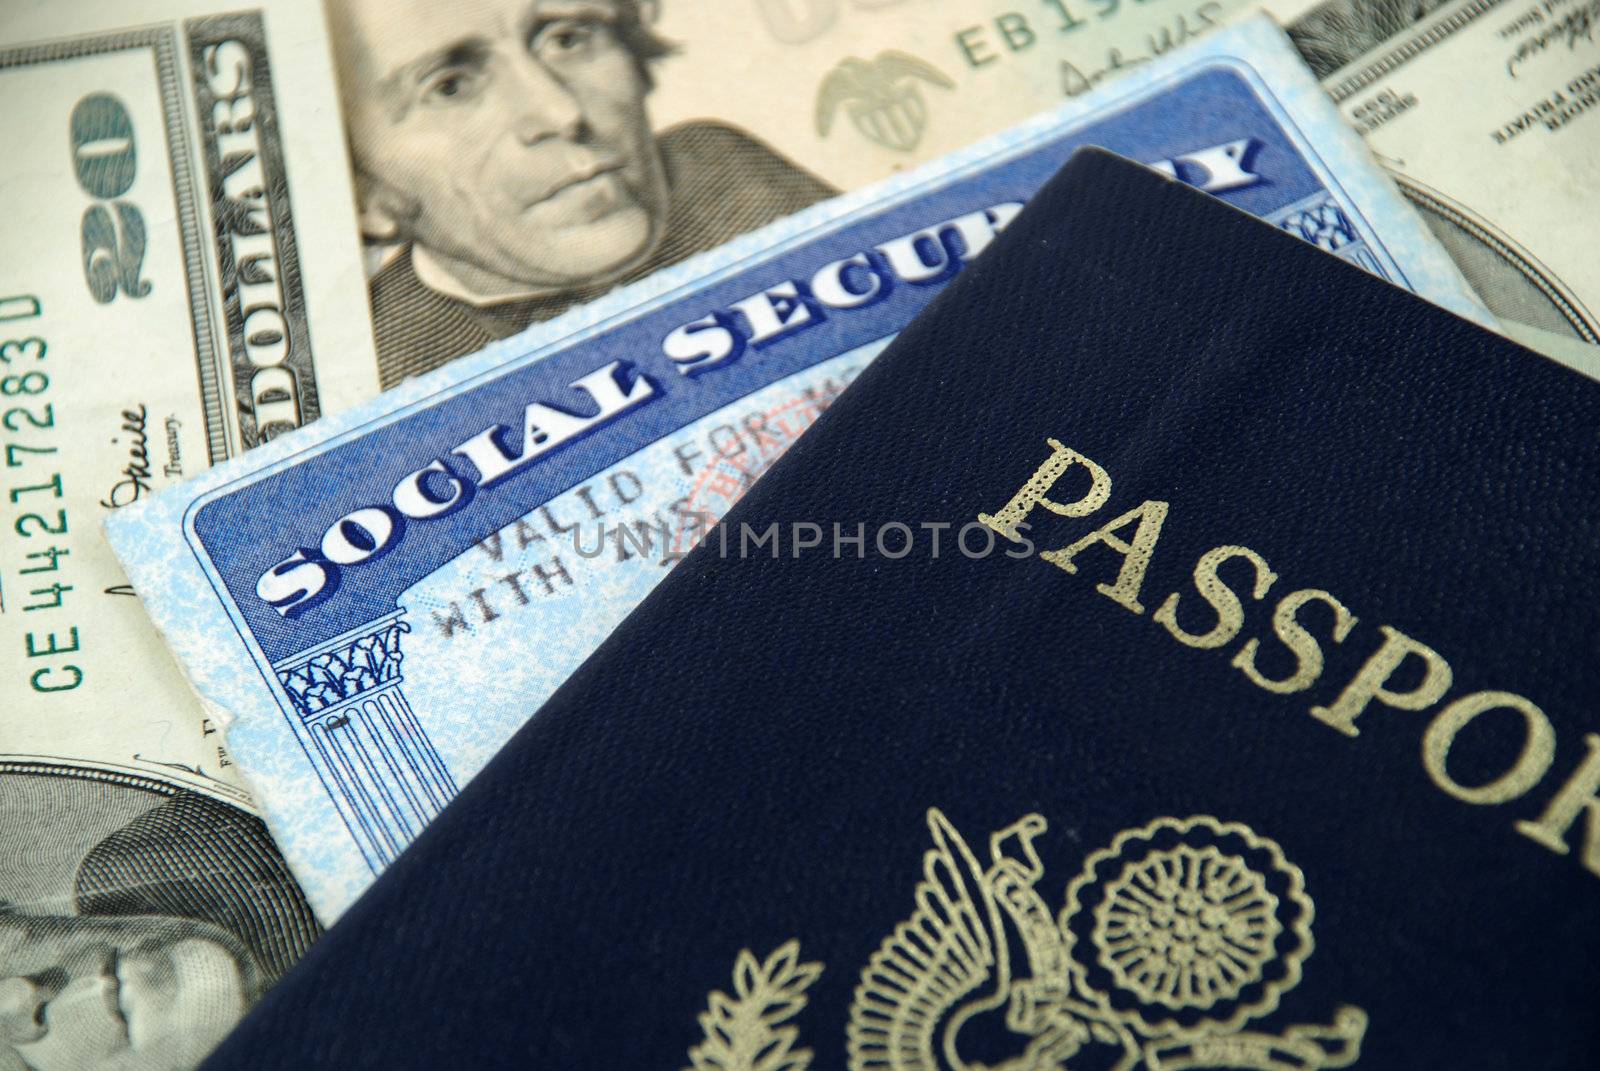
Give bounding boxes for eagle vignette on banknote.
[0,1,378,1067]
[107,19,1499,923]
[334,0,1265,386]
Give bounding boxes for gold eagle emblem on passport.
[685,812,1366,1071]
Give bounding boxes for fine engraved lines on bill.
[0,0,376,801]
[1280,0,1600,343]
[0,1,371,1048]
[0,0,377,806]
[107,19,1492,922]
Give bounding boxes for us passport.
[204,150,1600,1069]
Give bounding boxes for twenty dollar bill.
[0,0,375,1063]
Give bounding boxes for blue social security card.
[108,19,1493,921]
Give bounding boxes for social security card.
[107,18,1491,921]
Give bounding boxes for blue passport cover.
[205,149,1600,1069]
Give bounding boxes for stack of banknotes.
[2,0,1596,1066]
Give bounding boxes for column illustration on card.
[273,610,455,869]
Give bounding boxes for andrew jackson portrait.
[330,0,837,387]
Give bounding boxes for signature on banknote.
[1503,0,1599,77]
[1060,4,1224,96]
[99,404,155,509]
